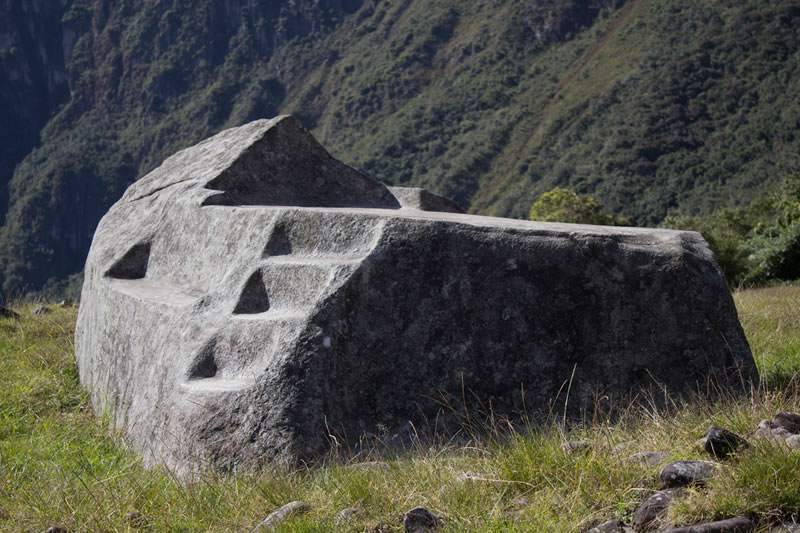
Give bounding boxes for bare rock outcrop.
[75,116,757,476]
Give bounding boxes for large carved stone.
[75,116,757,476]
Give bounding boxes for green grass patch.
[0,287,798,531]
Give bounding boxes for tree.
[529,187,633,226]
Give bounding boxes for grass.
[0,286,798,532]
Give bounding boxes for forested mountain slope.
[1,0,799,294]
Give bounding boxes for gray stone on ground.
[662,515,753,532]
[704,426,748,460]
[403,506,441,532]
[786,434,800,450]
[0,306,19,319]
[632,489,681,531]
[334,507,363,526]
[773,412,800,434]
[588,519,634,532]
[257,501,309,531]
[75,115,758,475]
[562,440,598,455]
[659,460,717,489]
[34,304,52,315]
[630,451,670,467]
[755,419,793,441]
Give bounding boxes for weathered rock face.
[75,115,757,476]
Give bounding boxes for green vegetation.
[661,169,800,286]
[529,187,633,226]
[3,0,800,296]
[528,169,800,287]
[1,287,799,531]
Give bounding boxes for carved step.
[107,278,200,306]
[233,262,349,316]
[183,315,305,392]
[262,215,385,259]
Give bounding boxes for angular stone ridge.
[201,115,401,209]
[105,242,151,279]
[75,117,758,477]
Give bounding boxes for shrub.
[529,187,633,226]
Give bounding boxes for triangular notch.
[263,224,292,257]
[187,340,218,380]
[233,271,270,314]
[105,242,151,279]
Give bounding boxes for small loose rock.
[632,489,680,531]
[34,304,52,315]
[662,515,753,532]
[39,528,67,533]
[786,434,800,450]
[704,426,748,460]
[334,507,363,527]
[659,460,717,489]
[257,501,310,531]
[403,506,442,533]
[773,412,800,434]
[755,419,793,441]
[561,440,597,455]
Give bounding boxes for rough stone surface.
[334,507,363,526]
[659,460,718,489]
[632,489,680,531]
[388,186,464,213]
[257,501,309,531]
[34,304,52,315]
[773,412,800,434]
[403,506,441,532]
[704,426,748,460]
[562,440,598,455]
[588,519,634,533]
[75,115,758,475]
[663,515,753,532]
[786,434,800,450]
[754,419,793,441]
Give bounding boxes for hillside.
[1,0,800,294]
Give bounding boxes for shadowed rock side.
[75,116,757,477]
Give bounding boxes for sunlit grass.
[735,285,800,391]
[0,286,798,531]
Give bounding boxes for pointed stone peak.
[201,115,400,209]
